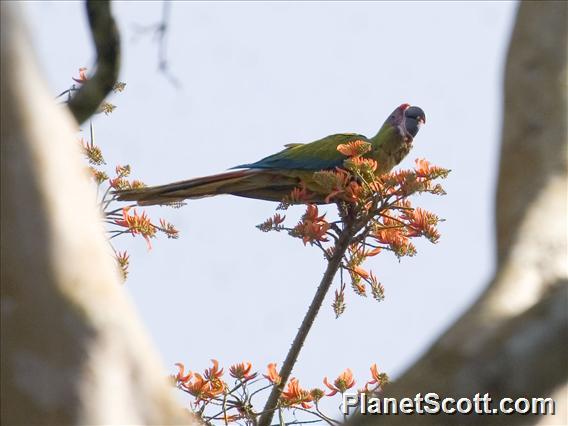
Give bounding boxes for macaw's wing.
[232,133,369,171]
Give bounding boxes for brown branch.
[67,0,120,124]
[258,213,361,426]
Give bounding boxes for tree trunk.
[0,3,192,424]
[350,1,567,425]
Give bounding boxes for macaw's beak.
[403,105,426,138]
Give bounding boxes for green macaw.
[116,104,425,205]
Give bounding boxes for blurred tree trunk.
[0,3,192,425]
[350,2,567,425]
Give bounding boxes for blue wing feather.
[232,133,369,171]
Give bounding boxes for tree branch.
[67,0,120,124]
[258,216,360,426]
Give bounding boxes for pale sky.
[24,0,517,416]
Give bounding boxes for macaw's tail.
[115,169,301,206]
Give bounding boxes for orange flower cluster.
[344,157,379,184]
[324,368,356,396]
[363,363,390,393]
[108,164,147,191]
[336,140,372,157]
[381,158,450,198]
[230,362,256,381]
[72,66,125,99]
[72,67,88,84]
[341,243,382,299]
[313,169,364,203]
[114,207,157,250]
[415,158,449,178]
[66,68,176,283]
[282,185,313,206]
[259,144,449,314]
[280,378,314,409]
[88,167,109,185]
[175,360,227,402]
[264,362,282,384]
[80,137,105,166]
[400,207,441,242]
[173,360,389,423]
[292,205,330,245]
[372,216,417,258]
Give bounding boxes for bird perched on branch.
[116,104,425,205]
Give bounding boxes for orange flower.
[286,186,312,204]
[337,140,372,157]
[414,158,450,179]
[365,246,382,257]
[294,220,330,245]
[280,378,313,409]
[324,369,355,396]
[204,359,224,381]
[293,204,330,245]
[72,67,88,83]
[353,266,370,280]
[114,207,157,250]
[130,179,146,189]
[372,217,416,257]
[342,181,364,203]
[344,156,378,173]
[382,169,414,187]
[174,362,193,384]
[272,213,286,225]
[370,364,381,383]
[179,360,227,402]
[401,208,440,242]
[181,373,225,401]
[263,363,281,385]
[364,364,389,392]
[89,167,108,184]
[79,137,105,166]
[414,158,432,177]
[351,280,366,296]
[303,204,324,222]
[230,362,256,381]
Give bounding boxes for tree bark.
[0,3,192,425]
[350,1,567,425]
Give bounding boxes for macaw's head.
[386,103,426,141]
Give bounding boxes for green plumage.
[116,104,425,205]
